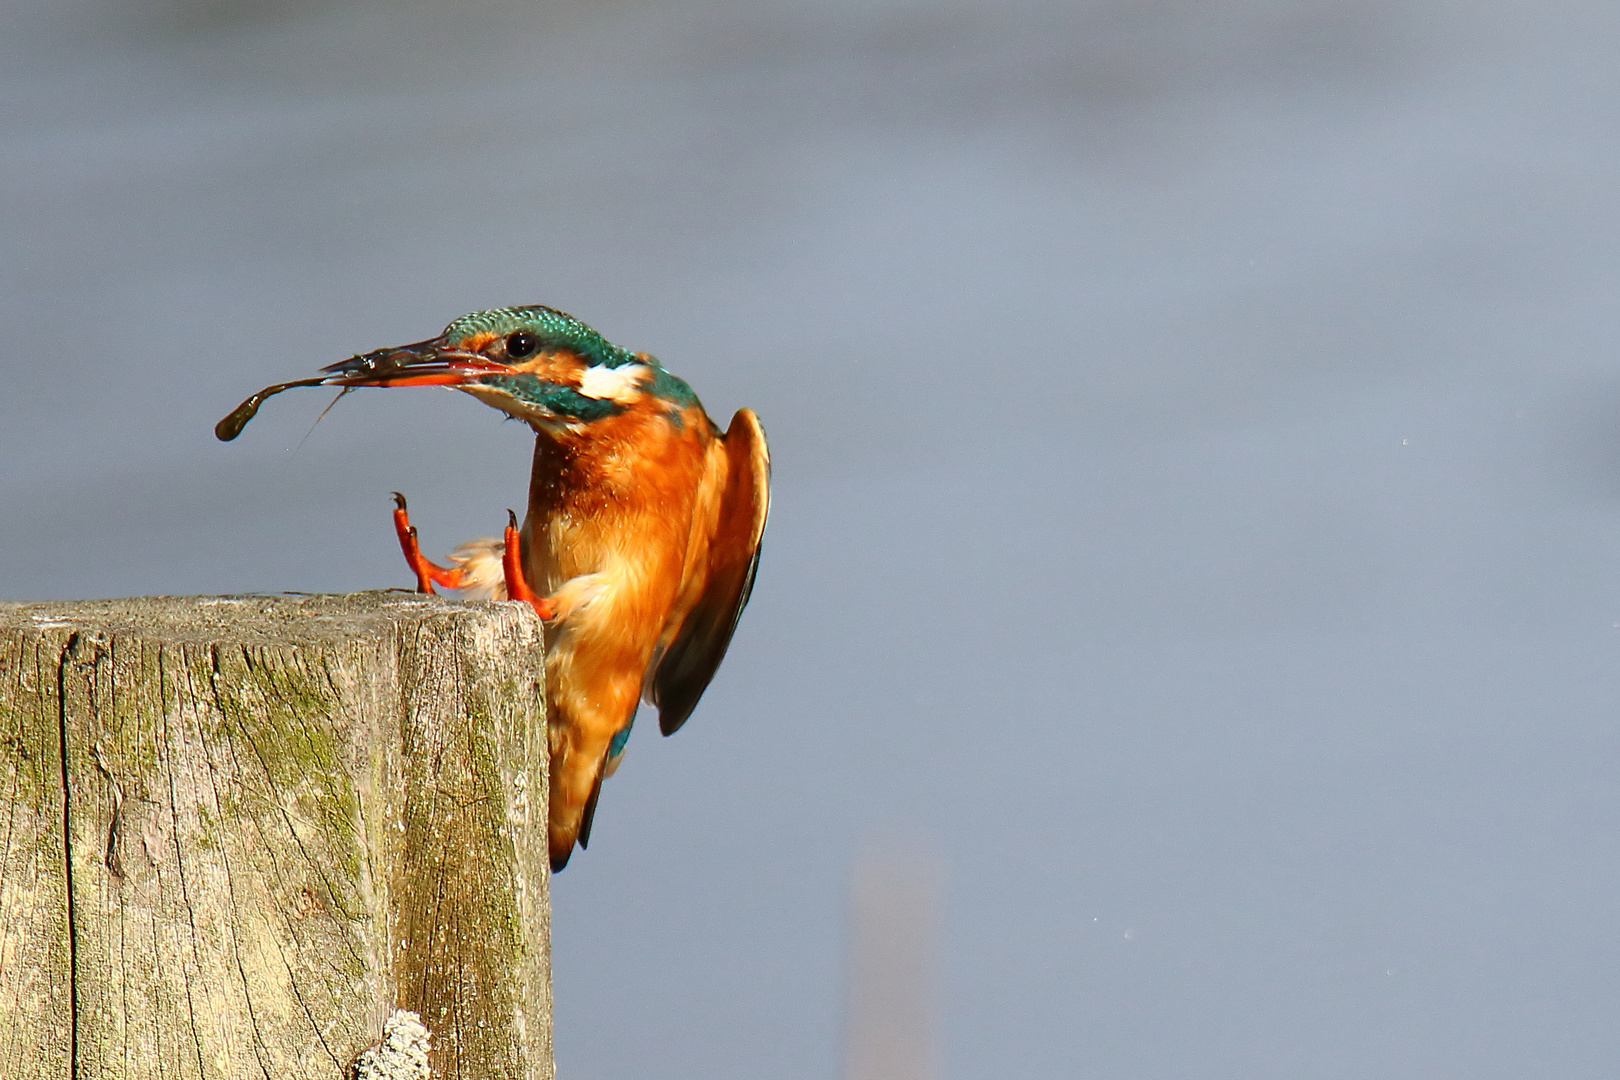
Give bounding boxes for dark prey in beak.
[215,342,498,442]
[215,377,331,441]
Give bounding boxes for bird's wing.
[650,408,770,736]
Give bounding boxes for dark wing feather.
[651,408,770,736]
[576,765,606,852]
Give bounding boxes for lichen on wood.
[0,593,551,1080]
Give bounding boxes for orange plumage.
[523,401,767,866]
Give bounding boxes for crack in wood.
[88,743,125,881]
[55,634,80,1080]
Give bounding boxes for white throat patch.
[578,363,649,403]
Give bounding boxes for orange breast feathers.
[521,403,718,864]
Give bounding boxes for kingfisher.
[219,305,770,871]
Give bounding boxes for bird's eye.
[505,331,538,359]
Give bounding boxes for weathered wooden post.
[0,592,552,1080]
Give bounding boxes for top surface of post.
[0,591,515,642]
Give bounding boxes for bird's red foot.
[391,492,465,594]
[503,509,555,620]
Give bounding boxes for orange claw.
[391,492,465,593]
[503,509,555,620]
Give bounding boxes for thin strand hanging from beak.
[292,387,355,454]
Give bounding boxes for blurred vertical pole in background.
[843,836,941,1080]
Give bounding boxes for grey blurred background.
[7,0,1620,1075]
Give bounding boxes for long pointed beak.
[319,338,513,388]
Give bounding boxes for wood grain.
[0,593,550,1080]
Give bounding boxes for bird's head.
[321,305,692,431]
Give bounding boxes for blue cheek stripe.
[645,365,699,408]
[478,375,626,420]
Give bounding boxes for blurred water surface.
[6,0,1620,1076]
